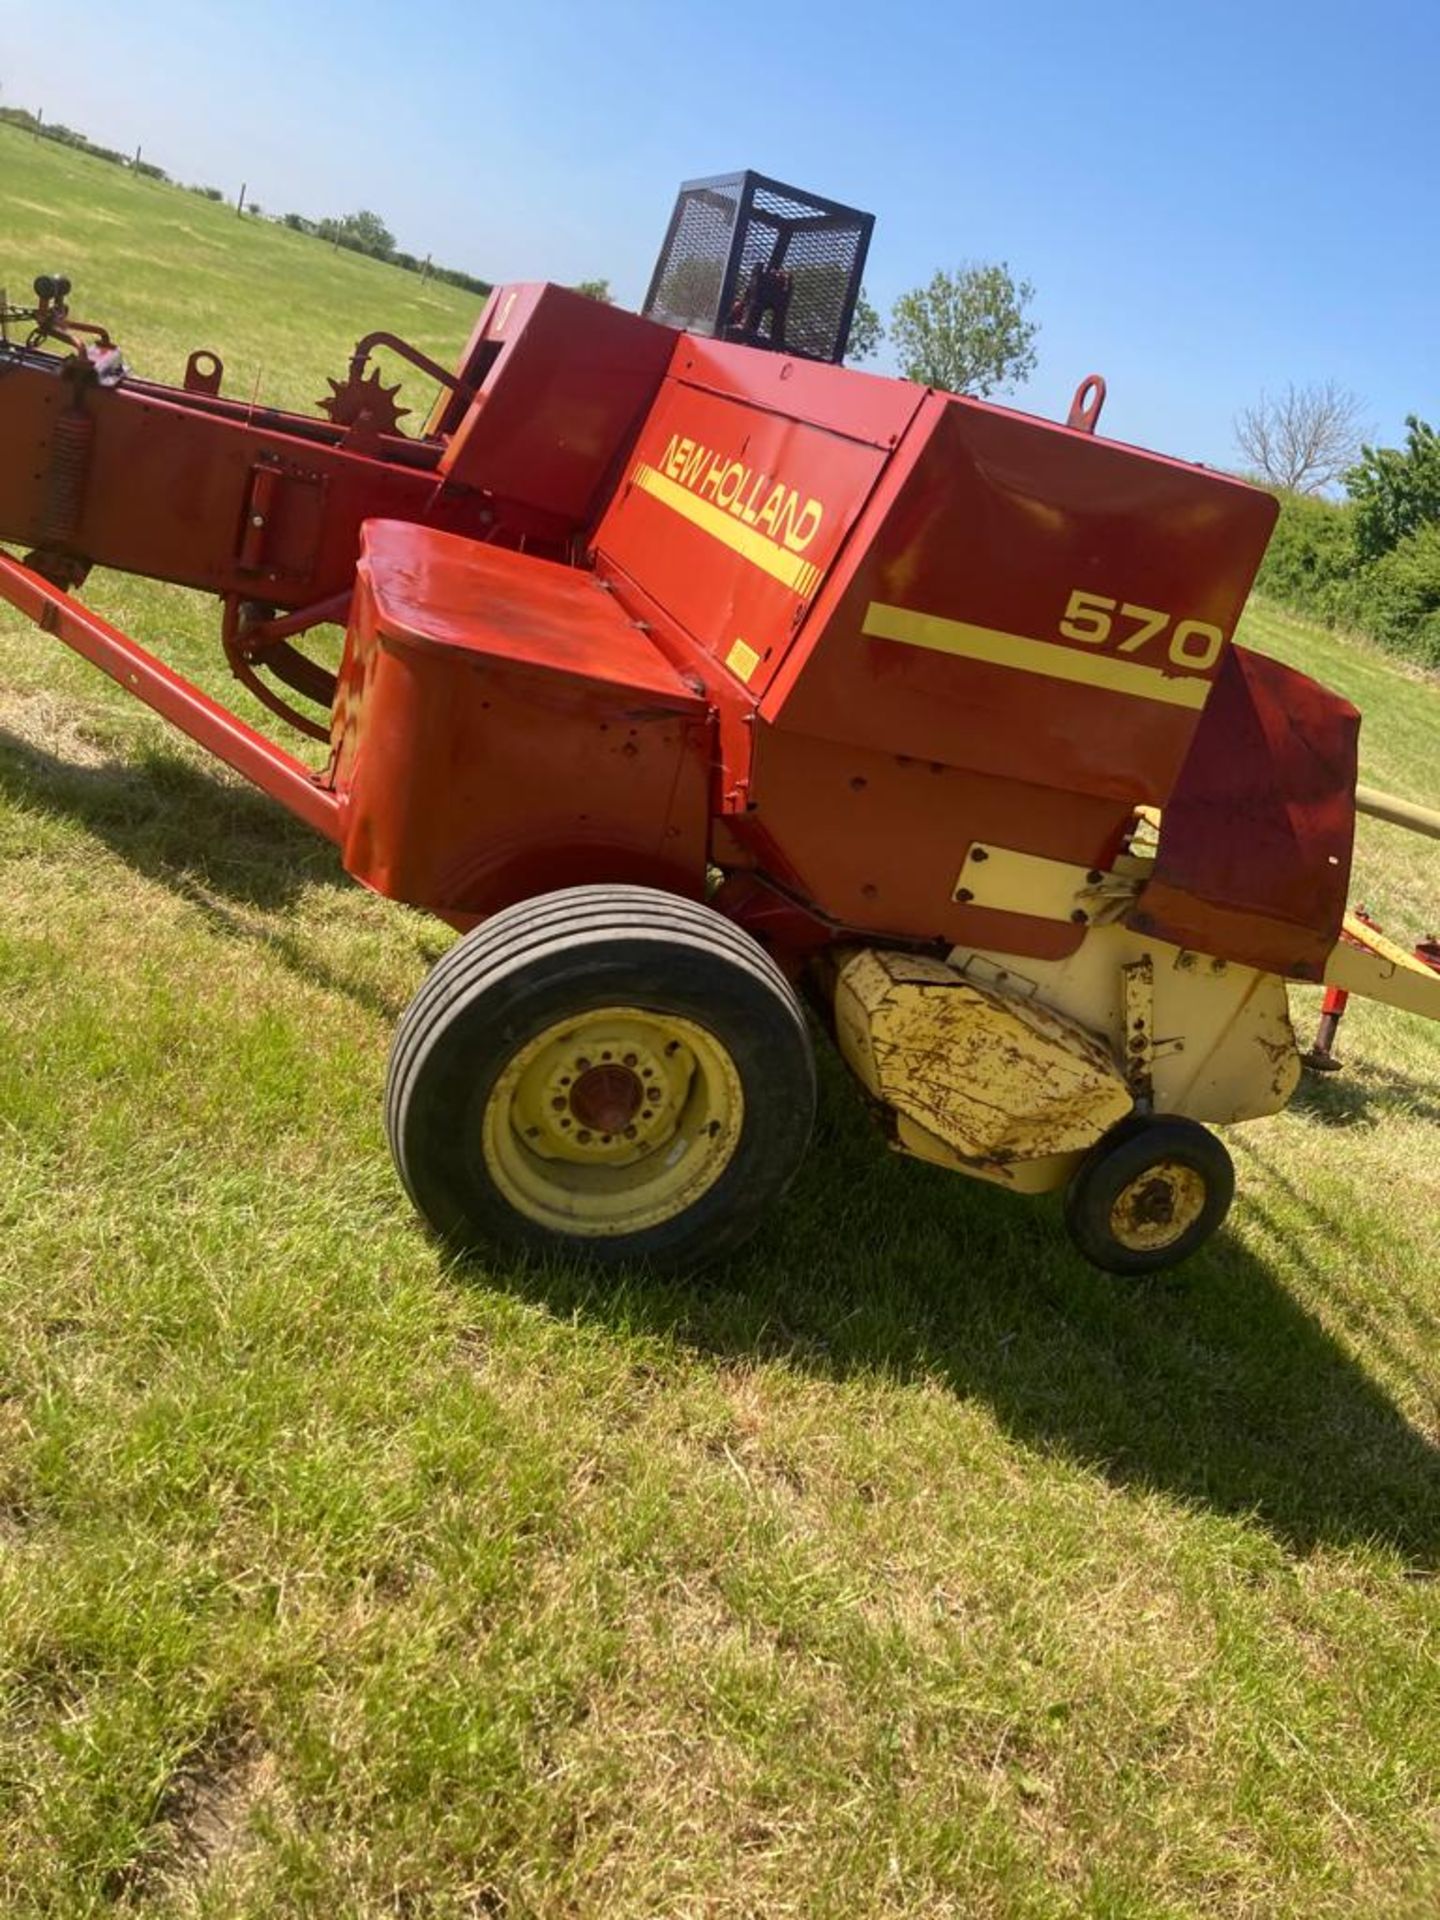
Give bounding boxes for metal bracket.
[1121,956,1155,1108]
[236,459,326,583]
[953,841,1139,927]
[184,349,224,396]
[1120,954,1185,1109]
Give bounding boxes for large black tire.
[1062,1114,1235,1275]
[385,885,816,1271]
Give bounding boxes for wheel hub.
[569,1062,645,1135]
[1108,1159,1207,1252]
[513,1018,694,1166]
[482,1006,746,1236]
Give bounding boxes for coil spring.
[37,405,94,548]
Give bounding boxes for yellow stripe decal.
[862,601,1213,710]
[632,463,821,598]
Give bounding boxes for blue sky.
[3,0,1435,469]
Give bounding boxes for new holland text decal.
[630,433,827,598]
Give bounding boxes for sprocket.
[317,366,410,434]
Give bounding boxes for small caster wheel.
[1063,1115,1234,1275]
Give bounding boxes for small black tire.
[385,885,816,1272]
[1062,1114,1235,1275]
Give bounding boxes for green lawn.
[2,124,1438,1918]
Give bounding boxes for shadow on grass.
[488,1053,1440,1567]
[1291,1060,1440,1129]
[0,723,339,910]
[5,722,1435,1564]
[0,725,421,1023]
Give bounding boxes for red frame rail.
[0,551,341,842]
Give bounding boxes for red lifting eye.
[1066,373,1107,434]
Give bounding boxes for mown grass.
[2,123,1438,1917]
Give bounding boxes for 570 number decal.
[1058,591,1225,672]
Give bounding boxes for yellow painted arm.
[1324,913,1440,1020]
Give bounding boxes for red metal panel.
[594,374,893,699]
[437,284,678,525]
[762,392,1279,808]
[665,335,925,447]
[0,354,514,603]
[581,555,758,829]
[332,523,712,917]
[721,722,1125,958]
[592,353,1280,959]
[424,290,500,438]
[1129,645,1359,980]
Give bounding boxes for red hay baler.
[2,172,1438,1274]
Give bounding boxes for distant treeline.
[273,208,492,298]
[0,104,492,300]
[0,104,168,176]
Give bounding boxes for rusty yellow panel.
[834,948,1133,1176]
[948,926,1300,1125]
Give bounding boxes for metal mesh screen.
[732,209,868,361]
[643,173,873,363]
[643,182,741,333]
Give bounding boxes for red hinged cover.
[437,284,677,530]
[1129,645,1360,979]
[332,522,711,917]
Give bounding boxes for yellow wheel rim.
[481,1006,745,1237]
[1108,1159,1208,1253]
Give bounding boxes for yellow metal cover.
[949,928,1301,1125]
[833,948,1134,1181]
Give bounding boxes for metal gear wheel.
[317,366,409,434]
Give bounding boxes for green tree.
[1345,416,1440,561]
[845,289,883,363]
[1253,492,1360,625]
[320,209,396,259]
[889,263,1037,397]
[573,278,612,302]
[1360,521,1440,666]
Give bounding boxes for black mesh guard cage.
[642,172,875,365]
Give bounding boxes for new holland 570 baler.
[2,171,1437,1274]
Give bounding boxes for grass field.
[2,123,1438,1918]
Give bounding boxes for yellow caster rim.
[481,1006,745,1237]
[1107,1159,1208,1253]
